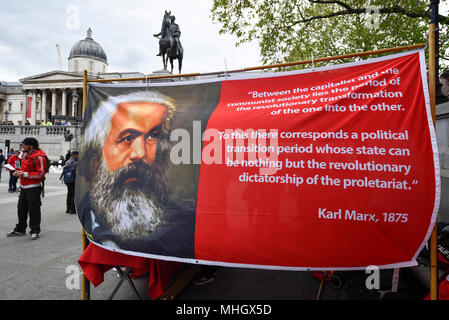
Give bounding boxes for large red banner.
[195,50,439,269]
[78,49,439,270]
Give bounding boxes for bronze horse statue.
[154,10,183,74]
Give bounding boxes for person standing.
[7,150,21,192]
[7,137,47,240]
[65,150,71,162]
[61,151,78,214]
[6,148,14,162]
[0,149,4,182]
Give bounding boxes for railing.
[0,125,82,136]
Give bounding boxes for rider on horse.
[155,15,181,57]
[169,16,181,56]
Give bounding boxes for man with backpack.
[6,137,48,240]
[61,151,78,214]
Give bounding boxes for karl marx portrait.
[77,91,178,248]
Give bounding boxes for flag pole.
[429,0,439,300]
[81,69,90,300]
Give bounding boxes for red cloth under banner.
[78,243,181,299]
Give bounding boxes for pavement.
[0,168,432,301]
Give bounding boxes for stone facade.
[0,125,82,161]
[18,71,85,125]
[0,82,26,125]
[68,57,107,74]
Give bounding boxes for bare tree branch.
[301,1,449,25]
[309,0,352,11]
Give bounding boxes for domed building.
[0,28,144,127]
[68,28,108,74]
[0,28,146,160]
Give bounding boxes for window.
[8,102,12,111]
[89,61,93,72]
[20,102,23,112]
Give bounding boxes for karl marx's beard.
[90,160,167,240]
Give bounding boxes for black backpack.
[62,161,76,185]
[32,155,50,173]
[31,153,50,197]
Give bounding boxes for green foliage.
[211,0,449,70]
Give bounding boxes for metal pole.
[81,69,90,300]
[82,70,88,117]
[432,0,440,88]
[429,0,439,300]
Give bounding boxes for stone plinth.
[149,69,174,83]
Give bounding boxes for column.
[61,88,67,116]
[31,90,37,125]
[41,90,47,122]
[71,89,79,117]
[23,91,29,125]
[51,89,57,121]
[0,100,4,122]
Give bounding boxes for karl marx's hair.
[79,91,176,181]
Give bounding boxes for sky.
[1,1,449,83]
[0,0,261,82]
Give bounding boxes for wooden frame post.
[81,69,90,300]
[428,0,440,300]
[429,23,439,302]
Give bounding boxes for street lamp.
[4,110,9,123]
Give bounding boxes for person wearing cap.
[61,151,78,214]
[7,137,48,240]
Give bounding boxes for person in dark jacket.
[65,150,71,162]
[60,151,78,214]
[0,149,4,182]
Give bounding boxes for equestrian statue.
[154,10,183,74]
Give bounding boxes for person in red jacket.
[7,137,47,240]
[7,149,21,192]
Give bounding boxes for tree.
[211,0,449,69]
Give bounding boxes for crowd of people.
[1,121,16,125]
[1,140,79,240]
[0,120,75,126]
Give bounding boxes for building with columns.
[0,28,144,125]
